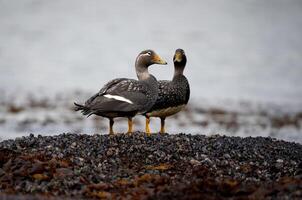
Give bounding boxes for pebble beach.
[0,133,301,199]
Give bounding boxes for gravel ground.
[0,133,301,199]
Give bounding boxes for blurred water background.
[0,0,301,142]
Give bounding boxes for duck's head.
[173,49,187,65]
[173,49,187,75]
[136,49,167,67]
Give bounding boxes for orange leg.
[127,117,133,134]
[160,117,166,134]
[145,116,151,136]
[109,118,114,135]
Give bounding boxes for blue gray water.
[1,0,302,103]
[0,0,302,141]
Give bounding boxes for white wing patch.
[104,94,134,104]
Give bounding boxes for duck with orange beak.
[144,49,190,135]
[75,50,167,134]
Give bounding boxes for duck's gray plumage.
[145,49,190,118]
[74,49,167,123]
[79,75,159,117]
[149,75,190,113]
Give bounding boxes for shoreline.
[0,90,302,143]
[0,132,301,199]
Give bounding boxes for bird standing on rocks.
[144,49,190,135]
[74,50,167,134]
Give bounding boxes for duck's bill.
[174,52,182,62]
[153,54,167,65]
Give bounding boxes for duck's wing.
[98,78,129,96]
[85,78,150,113]
[85,78,128,105]
[183,76,190,104]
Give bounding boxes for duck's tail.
[74,102,94,117]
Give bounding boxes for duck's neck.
[173,62,185,77]
[135,58,150,81]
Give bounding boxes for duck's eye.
[147,52,152,56]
